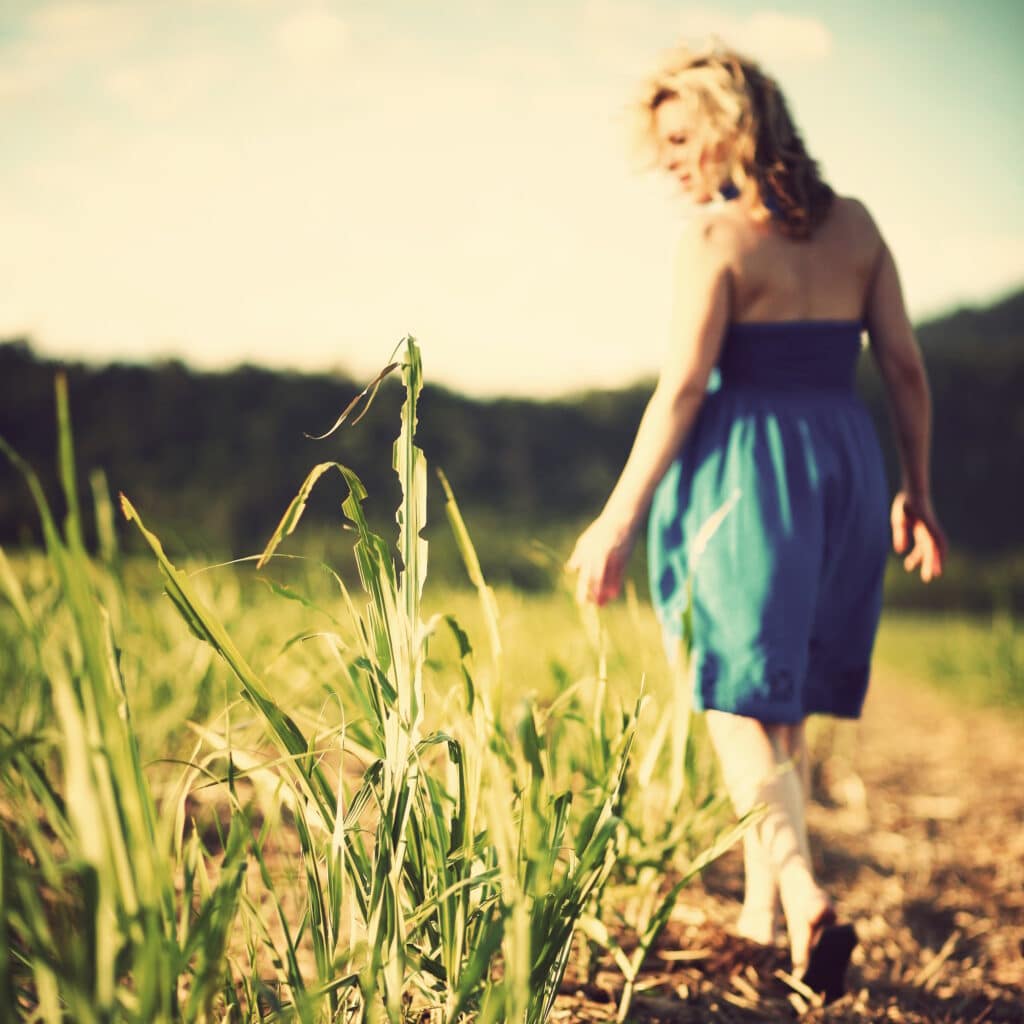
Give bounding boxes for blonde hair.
[633,43,833,239]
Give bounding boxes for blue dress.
[647,320,890,723]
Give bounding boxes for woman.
[567,45,946,1001]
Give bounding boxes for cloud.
[275,7,349,68]
[0,63,49,103]
[580,0,678,76]
[580,1,832,78]
[0,1,147,102]
[676,9,833,63]
[103,52,229,120]
[27,0,145,49]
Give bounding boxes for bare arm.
[864,230,947,579]
[568,217,731,604]
[865,240,932,500]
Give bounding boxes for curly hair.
[633,43,834,239]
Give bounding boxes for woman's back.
[705,195,882,325]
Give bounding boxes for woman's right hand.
[890,491,946,582]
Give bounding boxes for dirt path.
[555,676,1024,1022]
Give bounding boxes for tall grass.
[1,340,735,1022]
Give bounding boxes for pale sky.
[2,0,1022,396]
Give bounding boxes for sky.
[2,0,1022,397]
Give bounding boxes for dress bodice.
[717,320,865,393]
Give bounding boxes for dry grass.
[550,674,1024,1022]
[174,670,1023,1022]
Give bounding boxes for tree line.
[1,288,1021,571]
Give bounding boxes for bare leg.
[789,720,811,804]
[736,721,812,944]
[705,710,833,972]
[735,829,781,944]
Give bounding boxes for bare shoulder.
[674,207,740,266]
[829,194,884,251]
[669,208,734,331]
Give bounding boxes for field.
[2,353,1022,1022]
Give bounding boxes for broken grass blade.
[305,360,402,439]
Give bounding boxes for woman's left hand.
[566,515,638,606]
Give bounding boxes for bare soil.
[555,674,1024,1022]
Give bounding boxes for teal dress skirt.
[648,320,890,723]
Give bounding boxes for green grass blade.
[437,468,502,668]
[55,374,86,554]
[89,468,120,570]
[120,494,338,825]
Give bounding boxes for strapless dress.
[647,320,890,722]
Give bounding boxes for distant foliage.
[857,288,1024,556]
[1,287,1022,562]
